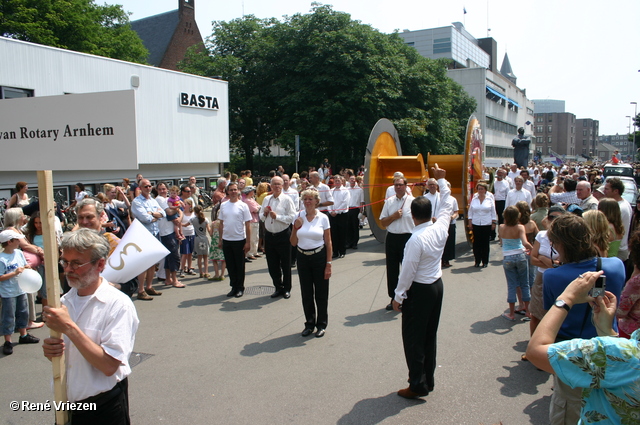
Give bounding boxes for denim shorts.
[502,253,530,304]
[1,294,28,335]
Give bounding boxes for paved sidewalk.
[1,221,553,425]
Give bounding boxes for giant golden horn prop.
[363,116,484,245]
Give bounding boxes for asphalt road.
[1,220,553,425]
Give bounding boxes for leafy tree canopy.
[181,4,476,171]
[0,0,148,63]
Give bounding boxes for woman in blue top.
[499,206,532,321]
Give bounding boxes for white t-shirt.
[219,200,251,241]
[296,210,330,250]
[182,212,195,236]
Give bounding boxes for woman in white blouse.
[467,182,497,268]
[290,188,332,338]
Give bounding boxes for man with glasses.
[131,179,165,300]
[43,229,139,424]
[380,177,414,311]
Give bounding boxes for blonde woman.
[598,198,624,257]
[582,210,611,257]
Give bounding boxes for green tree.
[0,0,148,63]
[181,4,475,172]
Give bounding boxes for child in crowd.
[0,230,40,355]
[167,186,185,240]
[191,206,212,279]
[208,217,226,281]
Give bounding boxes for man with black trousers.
[261,176,297,299]
[218,182,251,298]
[380,176,414,311]
[392,164,452,399]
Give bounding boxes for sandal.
[521,354,529,361]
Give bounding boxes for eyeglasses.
[59,259,95,270]
[183,189,191,193]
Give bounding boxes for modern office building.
[533,112,576,157]
[399,23,535,164]
[532,99,565,114]
[0,37,229,201]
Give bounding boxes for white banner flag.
[101,219,170,283]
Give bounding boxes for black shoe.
[332,254,339,259]
[270,290,282,299]
[474,263,480,268]
[315,329,326,338]
[235,290,244,298]
[290,263,296,268]
[352,245,358,249]
[226,289,236,297]
[3,341,13,355]
[386,303,393,311]
[301,328,313,337]
[244,258,252,263]
[283,292,291,299]
[19,334,40,344]
[482,264,488,268]
[338,254,345,258]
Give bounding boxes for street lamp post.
[632,102,638,151]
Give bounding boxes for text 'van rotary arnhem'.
[0,124,114,142]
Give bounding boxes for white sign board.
[0,90,137,170]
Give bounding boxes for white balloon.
[18,269,43,293]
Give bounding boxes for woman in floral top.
[527,272,640,425]
[617,231,640,338]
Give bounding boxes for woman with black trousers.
[290,188,332,338]
[467,182,497,268]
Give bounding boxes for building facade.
[575,118,600,158]
[0,37,229,201]
[131,0,204,71]
[599,134,634,161]
[532,99,565,114]
[533,113,576,157]
[399,23,535,164]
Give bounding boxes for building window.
[0,86,34,99]
[405,42,415,47]
[583,129,587,136]
[548,126,552,132]
[433,37,451,54]
[536,116,544,123]
[548,137,552,143]
[536,126,543,133]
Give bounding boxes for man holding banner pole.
[43,229,139,424]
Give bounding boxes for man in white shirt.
[329,175,350,258]
[424,178,440,223]
[282,174,300,206]
[43,229,139,424]
[504,176,532,210]
[309,171,334,213]
[261,177,297,299]
[507,164,521,184]
[218,182,252,298]
[392,164,452,399]
[603,178,633,261]
[380,177,414,311]
[492,169,510,240]
[520,170,537,200]
[347,175,364,249]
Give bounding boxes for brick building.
[131,0,204,71]
[533,112,576,157]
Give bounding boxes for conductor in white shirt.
[392,164,452,399]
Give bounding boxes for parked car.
[603,164,634,178]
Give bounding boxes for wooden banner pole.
[37,170,68,425]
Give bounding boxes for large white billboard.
[0,90,137,171]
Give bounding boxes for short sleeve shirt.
[0,250,27,298]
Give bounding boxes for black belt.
[76,378,127,409]
[265,228,289,237]
[297,246,324,255]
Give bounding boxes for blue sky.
[118,0,640,136]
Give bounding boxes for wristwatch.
[554,299,571,312]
